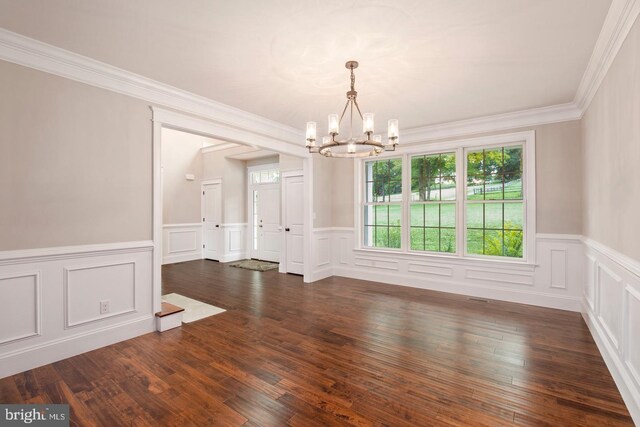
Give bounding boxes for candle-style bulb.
[306,122,316,147]
[388,119,399,139]
[328,114,340,135]
[363,113,374,133]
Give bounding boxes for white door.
[284,175,304,274]
[203,183,222,261]
[251,183,281,262]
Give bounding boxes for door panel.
[284,175,304,274]
[256,184,280,262]
[203,183,222,261]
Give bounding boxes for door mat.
[161,293,226,323]
[229,259,279,272]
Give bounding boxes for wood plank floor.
[0,260,633,426]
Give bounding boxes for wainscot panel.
[0,241,154,378]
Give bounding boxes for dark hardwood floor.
[0,260,633,426]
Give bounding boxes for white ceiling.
[0,0,612,132]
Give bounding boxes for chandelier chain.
[350,66,355,92]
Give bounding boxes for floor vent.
[469,297,490,303]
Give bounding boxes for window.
[410,152,456,253]
[363,158,402,249]
[358,132,533,262]
[250,168,280,184]
[466,146,523,258]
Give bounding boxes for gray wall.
[582,17,640,261]
[0,61,152,250]
[161,128,204,224]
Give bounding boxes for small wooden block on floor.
[155,302,184,332]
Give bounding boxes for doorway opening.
[152,108,311,313]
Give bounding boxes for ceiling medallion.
[305,61,399,158]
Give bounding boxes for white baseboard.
[308,267,334,283]
[163,252,203,264]
[582,308,640,423]
[0,316,154,378]
[219,252,249,263]
[333,266,582,311]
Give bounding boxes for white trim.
[582,236,640,424]
[303,158,314,283]
[201,178,222,186]
[400,103,580,144]
[247,162,280,173]
[574,0,640,113]
[220,223,248,228]
[152,108,307,158]
[0,28,304,150]
[354,130,537,266]
[152,120,163,315]
[333,266,581,311]
[583,307,640,424]
[281,170,304,179]
[583,236,640,279]
[0,271,41,345]
[313,227,355,233]
[0,2,638,150]
[536,233,583,242]
[201,143,239,154]
[163,222,203,229]
[63,260,137,328]
[162,223,203,265]
[0,315,154,379]
[0,241,153,265]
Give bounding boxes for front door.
[251,183,280,262]
[203,183,222,261]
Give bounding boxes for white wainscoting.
[162,223,203,264]
[220,223,248,263]
[582,238,640,423]
[0,241,155,378]
[310,228,583,311]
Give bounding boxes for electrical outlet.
[100,300,110,314]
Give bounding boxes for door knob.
[285,228,290,231]
[259,225,263,228]
[215,225,219,228]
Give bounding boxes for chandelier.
[305,61,399,158]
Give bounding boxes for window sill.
[354,247,537,272]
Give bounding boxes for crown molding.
[0,27,304,147]
[400,103,581,145]
[574,0,640,113]
[201,142,240,154]
[1,0,638,149]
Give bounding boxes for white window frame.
[362,156,404,250]
[354,130,536,265]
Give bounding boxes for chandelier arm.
[337,99,350,127]
[353,99,365,122]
